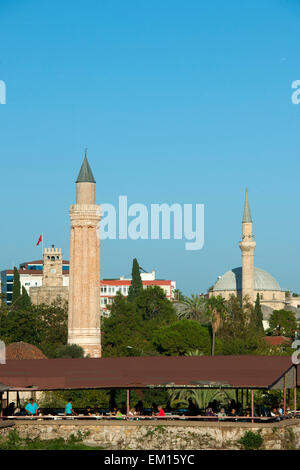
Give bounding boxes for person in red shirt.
[157,405,165,417]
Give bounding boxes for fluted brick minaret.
[239,188,256,304]
[67,152,101,357]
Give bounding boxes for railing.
[2,413,298,423]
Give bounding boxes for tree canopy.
[102,286,177,357]
[268,309,298,338]
[153,319,222,356]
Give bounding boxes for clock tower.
[43,246,63,287]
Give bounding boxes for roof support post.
[251,390,254,423]
[283,374,286,415]
[126,389,130,417]
[0,393,3,417]
[294,367,297,414]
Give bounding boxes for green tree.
[11,267,21,305]
[177,294,206,322]
[134,286,176,326]
[103,287,176,357]
[173,289,185,302]
[54,344,84,358]
[102,292,157,357]
[168,388,234,410]
[219,295,264,355]
[205,296,227,356]
[268,309,297,338]
[17,286,32,311]
[127,258,143,301]
[253,293,264,333]
[152,319,222,356]
[32,299,68,358]
[41,390,109,409]
[4,308,42,345]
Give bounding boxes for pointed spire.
[242,188,252,223]
[76,149,96,183]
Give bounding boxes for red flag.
[36,234,43,246]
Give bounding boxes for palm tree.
[205,296,227,356]
[185,349,204,357]
[168,388,234,410]
[177,294,206,322]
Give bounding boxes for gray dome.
[213,266,281,292]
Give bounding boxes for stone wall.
[0,419,299,450]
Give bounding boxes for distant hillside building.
[100,270,176,316]
[1,252,176,313]
[1,247,69,305]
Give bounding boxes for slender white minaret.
[67,152,101,357]
[239,188,256,304]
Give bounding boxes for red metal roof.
[101,280,171,286]
[5,270,69,276]
[264,336,291,346]
[0,356,295,391]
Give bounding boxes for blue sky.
[0,0,300,295]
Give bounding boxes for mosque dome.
[212,267,281,292]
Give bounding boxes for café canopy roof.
[0,356,296,391]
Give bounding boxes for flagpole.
[42,232,44,259]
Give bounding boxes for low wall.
[0,419,300,450]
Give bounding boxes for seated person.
[128,407,137,416]
[205,407,215,416]
[6,402,16,416]
[271,407,279,417]
[109,407,117,416]
[25,398,39,416]
[230,408,238,417]
[86,407,93,416]
[115,409,123,419]
[153,405,165,417]
[217,407,227,420]
[120,402,127,415]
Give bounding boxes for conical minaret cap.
[76,151,96,183]
[242,188,252,223]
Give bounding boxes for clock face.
[50,268,56,274]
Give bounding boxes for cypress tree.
[18,286,32,310]
[254,293,264,333]
[127,258,143,301]
[12,266,21,304]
